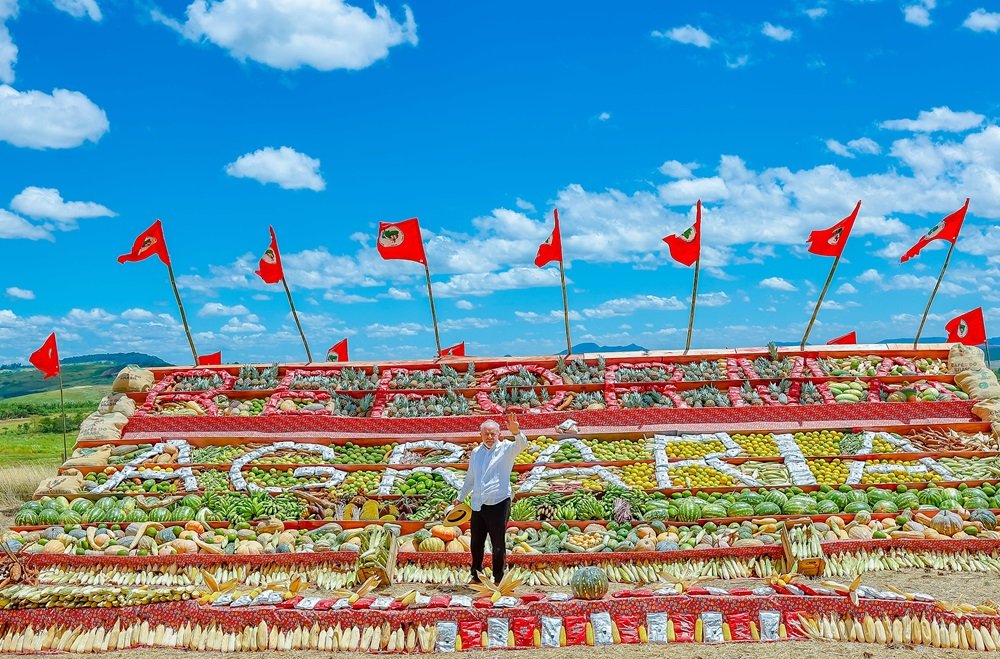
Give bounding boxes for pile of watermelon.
[13,495,215,527]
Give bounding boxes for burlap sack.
[993,423,1000,442]
[98,393,137,417]
[972,399,1000,423]
[34,469,84,496]
[948,344,986,374]
[111,365,154,393]
[76,412,129,442]
[955,369,1000,401]
[63,446,113,467]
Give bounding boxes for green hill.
[0,353,167,400]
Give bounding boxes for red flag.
[377,218,426,264]
[29,332,60,379]
[118,219,171,266]
[827,331,858,345]
[534,210,563,267]
[197,351,222,365]
[327,339,348,362]
[255,226,284,284]
[945,307,986,346]
[900,198,969,263]
[663,200,702,267]
[807,200,861,257]
[440,341,465,357]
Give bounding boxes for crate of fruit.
[148,368,235,395]
[280,366,385,392]
[387,364,478,390]
[264,390,376,417]
[880,380,968,402]
[377,391,481,418]
[476,365,567,413]
[606,362,682,384]
[737,343,807,379]
[136,392,219,417]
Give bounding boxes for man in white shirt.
[454,412,528,584]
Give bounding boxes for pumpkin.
[445,539,465,553]
[170,538,198,554]
[635,527,656,540]
[969,509,997,530]
[235,541,264,555]
[184,521,205,534]
[431,525,459,542]
[930,510,964,536]
[634,537,656,552]
[570,567,609,600]
[42,540,66,554]
[419,537,446,552]
[398,539,417,553]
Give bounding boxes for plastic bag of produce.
[62,445,113,467]
[783,612,809,639]
[486,618,509,648]
[511,616,537,647]
[435,621,457,652]
[77,412,129,442]
[540,617,562,648]
[563,616,587,646]
[458,620,483,650]
[590,612,613,645]
[112,365,155,393]
[727,612,753,641]
[758,611,781,641]
[646,612,668,643]
[701,612,724,643]
[955,369,1000,400]
[948,344,986,373]
[671,614,696,642]
[98,393,137,417]
[615,615,641,644]
[34,469,84,496]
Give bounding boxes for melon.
[37,508,62,525]
[418,537,446,552]
[844,501,871,514]
[675,499,702,522]
[58,510,82,525]
[938,499,962,511]
[171,506,196,522]
[727,502,754,518]
[872,500,898,514]
[180,495,203,509]
[737,492,763,506]
[782,496,817,515]
[71,498,94,514]
[13,509,38,526]
[762,490,788,507]
[826,491,847,509]
[816,500,840,514]
[895,492,920,510]
[127,509,148,523]
[655,540,680,552]
[753,502,781,516]
[970,509,997,530]
[105,509,127,524]
[570,567,609,600]
[147,507,171,523]
[701,503,728,519]
[844,490,869,504]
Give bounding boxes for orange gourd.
[431,525,459,541]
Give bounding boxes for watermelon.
[963,496,990,510]
[917,488,943,506]
[701,503,728,519]
[738,492,764,506]
[181,495,203,509]
[783,496,817,515]
[872,500,898,514]
[13,509,38,526]
[676,499,703,522]
[753,502,781,516]
[845,490,869,504]
[58,510,82,525]
[147,507,171,523]
[816,500,840,514]
[727,502,755,518]
[95,496,119,510]
[171,506,196,521]
[866,490,895,505]
[826,491,847,509]
[105,509,127,524]
[127,509,148,523]
[70,498,94,514]
[938,499,962,511]
[895,492,920,510]
[37,508,62,525]
[762,490,788,507]
[844,501,872,513]
[570,567,609,600]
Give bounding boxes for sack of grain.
[111,365,155,393]
[956,369,1000,400]
[63,445,113,467]
[98,392,137,417]
[948,344,986,373]
[34,469,84,496]
[76,412,129,442]
[972,399,1000,423]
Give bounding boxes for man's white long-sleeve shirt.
[457,432,528,511]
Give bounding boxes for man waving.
[455,412,527,585]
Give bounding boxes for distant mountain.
[62,353,171,367]
[560,342,647,355]
[0,353,169,400]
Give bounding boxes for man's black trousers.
[469,498,510,584]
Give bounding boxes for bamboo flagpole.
[985,316,994,370]
[663,200,703,354]
[255,227,312,362]
[375,218,442,355]
[534,209,572,354]
[57,373,68,462]
[423,262,443,355]
[558,256,573,355]
[282,277,313,362]
[165,260,199,364]
[801,201,861,349]
[913,240,956,348]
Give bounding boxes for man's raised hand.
[506,412,520,436]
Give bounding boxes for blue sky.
[1,0,999,364]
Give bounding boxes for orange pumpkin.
[431,525,459,541]
[184,521,205,534]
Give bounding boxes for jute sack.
[955,369,1000,401]
[98,393,137,417]
[34,469,84,496]
[948,344,986,373]
[63,445,113,468]
[111,365,154,393]
[76,412,129,442]
[972,399,1000,423]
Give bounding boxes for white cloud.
[880,106,984,133]
[5,286,33,300]
[381,287,411,300]
[199,302,251,317]
[698,291,731,307]
[225,146,325,191]
[659,160,698,178]
[52,0,102,20]
[439,317,500,331]
[583,295,685,319]
[653,25,713,48]
[658,176,728,204]
[0,0,16,84]
[725,54,749,69]
[805,7,827,19]
[366,321,426,337]
[826,139,852,158]
[597,112,611,121]
[514,198,535,212]
[322,290,376,304]
[857,269,882,284]
[761,22,793,41]
[120,308,155,320]
[156,0,417,71]
[0,85,109,148]
[903,0,934,27]
[0,209,51,240]
[65,307,116,325]
[434,267,560,298]
[836,282,858,295]
[964,8,1000,32]
[827,137,880,158]
[220,316,266,333]
[855,268,966,296]
[455,300,474,310]
[9,186,114,228]
[760,276,797,291]
[515,310,583,324]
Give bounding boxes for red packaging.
[511,616,537,647]
[728,588,754,597]
[274,596,303,609]
[793,583,821,596]
[458,620,483,650]
[672,614,696,642]
[389,600,407,610]
[520,593,544,603]
[783,611,809,639]
[615,616,641,644]
[564,615,588,646]
[684,587,710,596]
[473,598,493,609]
[769,583,792,595]
[428,595,451,608]
[612,590,633,598]
[629,589,653,598]
[727,612,752,641]
[312,599,338,611]
[351,597,375,610]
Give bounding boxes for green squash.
[570,567,609,600]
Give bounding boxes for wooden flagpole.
[913,241,956,348]
[984,314,994,370]
[801,253,843,349]
[685,255,701,354]
[423,263,442,354]
[164,261,199,364]
[281,277,313,362]
[558,259,573,355]
[56,373,68,462]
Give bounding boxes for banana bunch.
[737,460,790,485]
[807,611,1000,651]
[158,400,206,416]
[0,584,198,609]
